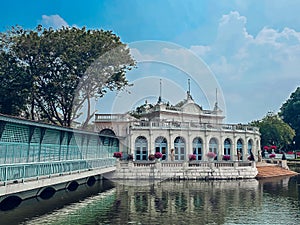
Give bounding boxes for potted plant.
[222,155,230,161]
[113,152,122,159]
[154,152,163,162]
[188,154,196,161]
[154,152,163,159]
[206,152,216,161]
[269,153,276,159]
[270,145,277,154]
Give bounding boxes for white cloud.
[190,45,211,56]
[189,11,300,123]
[41,15,68,29]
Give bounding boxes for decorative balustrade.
[129,120,259,133]
[113,160,258,180]
[121,160,254,168]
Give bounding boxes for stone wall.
[110,161,258,180]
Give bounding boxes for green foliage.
[0,52,32,115]
[279,87,300,148]
[250,113,295,150]
[0,25,135,127]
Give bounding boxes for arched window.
[209,138,218,160]
[248,139,253,155]
[99,129,119,146]
[237,139,243,160]
[155,136,168,160]
[193,137,202,160]
[224,138,231,155]
[174,137,185,161]
[135,136,148,160]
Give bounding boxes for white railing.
[128,161,253,168]
[130,121,259,133]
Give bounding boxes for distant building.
[94,87,260,161]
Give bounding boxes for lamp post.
[293,141,296,159]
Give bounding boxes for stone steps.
[256,164,297,179]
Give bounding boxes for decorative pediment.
[181,102,202,114]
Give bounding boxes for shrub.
[206,152,216,159]
[113,152,122,158]
[222,155,230,161]
[154,152,163,159]
[188,154,196,161]
[269,153,276,159]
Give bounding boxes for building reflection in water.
[112,179,261,224]
[4,175,299,225]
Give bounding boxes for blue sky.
[1,0,300,123]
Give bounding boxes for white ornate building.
[94,91,260,162]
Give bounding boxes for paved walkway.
[256,162,298,179]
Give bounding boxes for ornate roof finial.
[157,79,162,104]
[214,88,219,111]
[187,78,193,100]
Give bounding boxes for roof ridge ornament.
[157,79,162,104]
[186,79,193,101]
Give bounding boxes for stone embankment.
[110,161,258,180]
[256,162,298,179]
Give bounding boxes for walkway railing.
[0,158,115,185]
[0,114,119,186]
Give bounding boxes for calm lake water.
[1,169,300,225]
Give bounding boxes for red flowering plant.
[269,153,276,159]
[206,152,216,159]
[154,152,163,159]
[222,155,230,161]
[113,152,122,159]
[263,146,269,151]
[188,154,196,161]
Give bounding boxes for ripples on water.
[1,174,300,225]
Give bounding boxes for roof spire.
[214,88,219,111]
[157,79,162,104]
[187,78,193,100]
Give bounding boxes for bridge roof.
[0,114,99,136]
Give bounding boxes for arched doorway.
[174,137,185,161]
[99,129,119,154]
[209,138,218,160]
[237,139,243,160]
[135,136,148,160]
[224,138,231,156]
[192,137,202,160]
[155,136,168,160]
[248,139,253,155]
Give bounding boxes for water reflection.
[2,175,300,225]
[0,180,114,225]
[110,180,262,225]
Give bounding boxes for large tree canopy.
[0,52,32,115]
[279,87,300,149]
[0,25,135,127]
[250,113,295,150]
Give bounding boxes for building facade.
[94,91,260,162]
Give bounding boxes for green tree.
[250,113,295,150]
[0,52,32,115]
[0,26,135,127]
[279,87,300,149]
